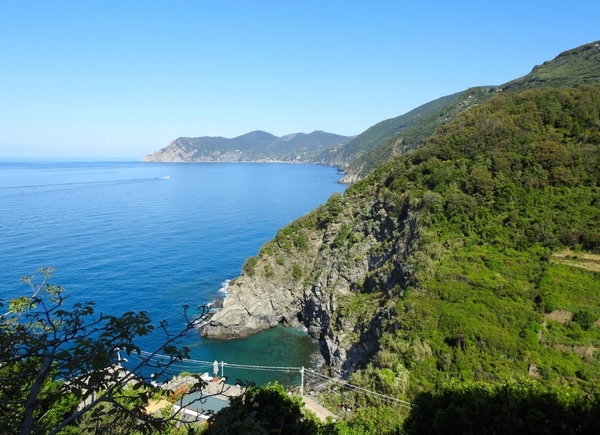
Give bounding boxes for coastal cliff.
[201,187,422,375]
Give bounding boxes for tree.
[204,382,322,435]
[0,268,212,435]
[403,380,600,435]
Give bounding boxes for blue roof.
[180,392,230,415]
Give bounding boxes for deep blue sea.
[0,160,345,385]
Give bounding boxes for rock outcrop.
[201,187,421,376]
[200,277,302,339]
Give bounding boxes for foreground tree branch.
[0,267,219,434]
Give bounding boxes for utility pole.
[300,366,304,398]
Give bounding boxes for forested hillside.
[338,85,600,398]
[341,87,496,181]
[316,91,466,173]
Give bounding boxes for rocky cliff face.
[142,139,201,162]
[201,184,421,376]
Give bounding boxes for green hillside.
[336,41,600,182]
[198,41,600,432]
[345,87,497,180]
[317,91,465,168]
[232,84,600,422]
[504,40,600,92]
[329,85,600,400]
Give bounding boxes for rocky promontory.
[201,190,421,375]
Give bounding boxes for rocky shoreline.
[200,192,420,376]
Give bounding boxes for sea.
[0,160,346,385]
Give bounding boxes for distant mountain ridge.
[142,130,353,163]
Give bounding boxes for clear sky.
[1,1,598,159]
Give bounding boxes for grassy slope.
[503,40,600,92]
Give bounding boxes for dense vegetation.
[204,383,322,435]
[404,380,600,435]
[343,87,497,179]
[239,83,600,433]
[338,85,600,393]
[289,87,598,434]
[317,90,465,169]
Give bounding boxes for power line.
[138,351,303,373]
[134,351,412,408]
[305,369,412,408]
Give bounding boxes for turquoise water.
[0,160,345,385]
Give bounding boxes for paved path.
[302,396,337,422]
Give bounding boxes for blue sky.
[1,1,598,159]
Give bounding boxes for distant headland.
[142,130,353,164]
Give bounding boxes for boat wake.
[1,177,162,191]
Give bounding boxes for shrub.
[404,380,600,435]
[243,256,258,276]
[292,263,303,280]
[572,308,596,331]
